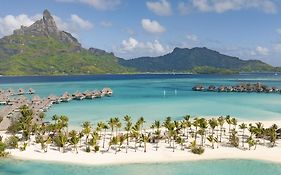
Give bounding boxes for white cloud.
[186,34,199,42]
[0,13,93,37]
[141,19,165,34]
[100,21,112,27]
[115,37,170,58]
[146,0,172,16]
[190,0,277,14]
[253,46,269,56]
[0,14,41,37]
[178,2,191,15]
[273,43,281,52]
[56,0,121,10]
[70,14,93,30]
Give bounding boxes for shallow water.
[0,73,280,126]
[1,159,281,175]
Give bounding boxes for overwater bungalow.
[48,95,61,104]
[60,92,72,102]
[93,90,102,98]
[17,88,25,95]
[272,87,279,93]
[208,85,216,91]
[7,88,15,96]
[102,88,113,96]
[28,88,35,94]
[218,86,226,92]
[73,92,85,100]
[84,91,95,99]
[32,95,41,104]
[192,85,204,91]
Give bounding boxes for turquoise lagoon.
[0,73,281,126]
[1,159,281,175]
[1,74,281,175]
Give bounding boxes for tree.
[54,132,68,153]
[124,118,132,153]
[140,133,150,153]
[108,118,115,137]
[0,141,8,157]
[109,136,118,154]
[207,135,218,149]
[69,130,80,153]
[193,118,200,145]
[131,125,140,152]
[82,121,92,150]
[247,136,256,150]
[229,129,239,147]
[217,116,225,142]
[239,123,247,148]
[137,117,146,135]
[5,135,19,149]
[225,115,232,139]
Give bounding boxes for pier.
[192,83,281,94]
[0,87,113,130]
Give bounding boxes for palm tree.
[208,118,218,149]
[239,123,247,148]
[114,117,121,136]
[52,115,59,125]
[54,132,68,153]
[231,118,238,130]
[247,136,256,150]
[118,135,125,152]
[69,130,79,153]
[207,135,218,149]
[140,133,150,153]
[255,122,265,145]
[131,124,140,152]
[193,117,200,144]
[225,115,232,134]
[266,124,278,147]
[124,120,132,153]
[102,123,109,148]
[183,115,191,138]
[176,137,185,150]
[108,118,115,137]
[217,116,225,142]
[109,136,118,154]
[137,117,146,135]
[198,118,208,146]
[82,121,92,150]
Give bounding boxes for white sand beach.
[1,120,281,165]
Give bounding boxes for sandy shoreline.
[2,120,281,166]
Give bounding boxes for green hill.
[0,10,278,75]
[119,47,275,73]
[0,10,131,75]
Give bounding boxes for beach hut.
[61,92,72,102]
[84,91,95,99]
[208,85,216,91]
[93,90,102,98]
[73,92,85,100]
[48,95,61,104]
[192,85,204,91]
[32,95,41,104]
[17,88,25,95]
[7,88,15,96]
[28,88,35,94]
[102,88,113,96]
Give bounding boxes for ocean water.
[0,73,281,126]
[1,159,281,175]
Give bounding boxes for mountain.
[0,10,278,75]
[119,47,275,73]
[0,10,131,75]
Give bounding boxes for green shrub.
[191,146,205,155]
[5,135,19,149]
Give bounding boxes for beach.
[2,120,281,166]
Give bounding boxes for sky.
[0,0,281,66]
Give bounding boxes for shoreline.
[2,119,281,166]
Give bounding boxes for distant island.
[0,10,280,76]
